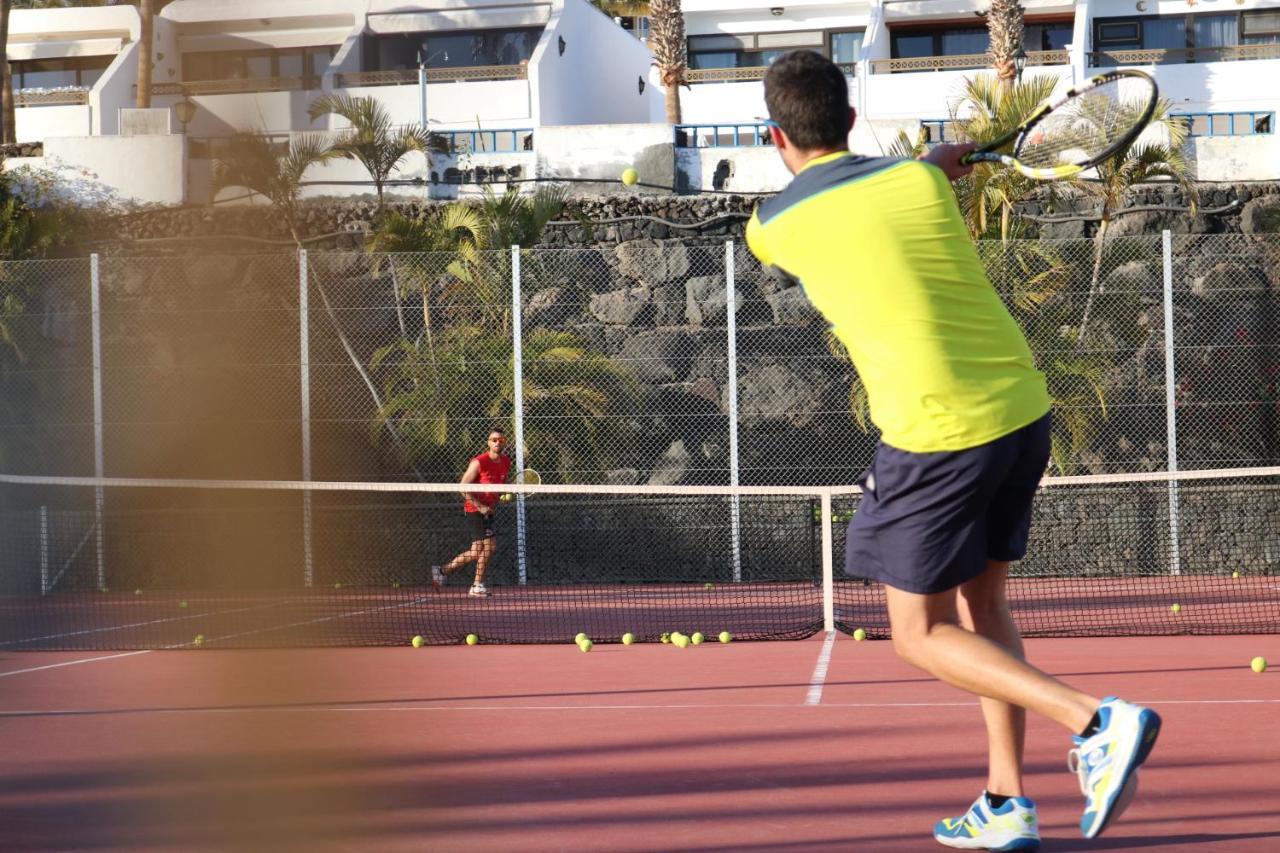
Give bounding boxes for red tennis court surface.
[2,635,1277,851]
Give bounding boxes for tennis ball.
[179,600,188,608]
[853,628,867,642]
[411,635,424,648]
[1251,656,1268,673]
[1232,571,1241,578]
[621,167,639,186]
[500,493,513,503]
[660,632,671,644]
[691,632,704,645]
[465,633,479,646]
[674,635,690,649]
[579,638,593,652]
[333,582,342,589]
[392,581,401,589]
[1170,603,1182,614]
[193,634,204,647]
[575,632,588,644]
[622,632,635,645]
[719,631,732,644]
[703,582,714,591]
[134,588,143,595]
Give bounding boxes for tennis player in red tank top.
[432,428,512,597]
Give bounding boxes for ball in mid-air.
[465,633,479,646]
[1170,603,1182,614]
[579,638,593,652]
[622,632,635,645]
[621,167,639,186]
[1252,656,1268,673]
[853,628,867,642]
[719,631,732,643]
[411,635,424,648]
[691,632,704,645]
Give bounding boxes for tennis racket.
[961,70,1159,180]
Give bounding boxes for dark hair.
[488,427,506,437]
[763,50,851,151]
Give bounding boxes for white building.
[6,0,1280,203]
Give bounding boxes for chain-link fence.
[1,234,1278,488]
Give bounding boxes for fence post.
[1162,230,1181,576]
[90,253,105,591]
[40,505,49,596]
[299,249,314,588]
[725,241,742,583]
[512,245,529,586]
[821,490,834,632]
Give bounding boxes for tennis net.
[1,467,1277,649]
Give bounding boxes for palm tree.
[986,0,1025,90]
[210,132,336,243]
[307,93,446,215]
[1072,99,1192,347]
[649,0,687,124]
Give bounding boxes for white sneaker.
[431,565,444,591]
[1070,696,1161,838]
[468,583,489,598]
[934,791,1040,851]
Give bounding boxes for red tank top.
[464,452,512,513]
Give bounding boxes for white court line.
[0,650,151,678]
[4,697,1280,717]
[803,630,837,706]
[0,599,304,647]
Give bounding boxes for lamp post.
[417,48,448,127]
[174,96,196,133]
[1014,46,1028,82]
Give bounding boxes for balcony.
[334,66,528,88]
[1090,43,1280,67]
[15,88,90,107]
[686,63,856,83]
[871,49,1069,74]
[151,76,316,97]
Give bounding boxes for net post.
[512,244,529,586]
[725,240,742,583]
[90,253,106,592]
[1162,230,1181,576]
[820,490,835,632]
[299,249,314,588]
[40,505,49,596]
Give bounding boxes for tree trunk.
[1076,216,1110,349]
[664,85,681,125]
[136,0,154,108]
[1,0,13,146]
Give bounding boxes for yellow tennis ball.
[333,582,342,589]
[621,632,635,645]
[1170,603,1182,614]
[660,632,671,644]
[134,588,143,595]
[179,600,188,608]
[621,167,639,186]
[575,632,588,644]
[691,632,704,645]
[465,633,479,646]
[500,493,513,503]
[579,638,593,652]
[1232,571,1240,578]
[193,634,204,647]
[411,635,424,648]
[853,628,867,642]
[674,635,690,649]
[719,631,732,643]
[392,581,401,589]
[1252,656,1268,673]
[703,582,714,591]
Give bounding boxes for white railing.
[334,66,529,88]
[1090,44,1280,67]
[871,50,1069,74]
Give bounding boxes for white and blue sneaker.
[1069,696,1161,838]
[934,792,1040,851]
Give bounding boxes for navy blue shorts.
[845,413,1051,594]
[467,511,496,541]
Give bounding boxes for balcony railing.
[676,123,772,148]
[15,88,90,107]
[1090,44,1280,67]
[686,62,856,83]
[871,50,1069,74]
[151,76,314,96]
[334,65,528,88]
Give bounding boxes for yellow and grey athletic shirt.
[746,152,1050,453]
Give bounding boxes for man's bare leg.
[474,539,496,586]
[886,582,1099,734]
[442,541,483,578]
[957,561,1026,797]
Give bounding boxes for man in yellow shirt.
[748,51,1160,850]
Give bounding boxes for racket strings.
[1014,79,1154,170]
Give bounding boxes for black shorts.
[845,413,1051,594]
[467,511,496,541]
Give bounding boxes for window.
[921,119,956,145]
[1024,22,1073,51]
[183,46,337,83]
[1094,11,1280,59]
[891,26,988,59]
[830,31,864,65]
[1175,111,1275,137]
[11,56,112,91]
[1242,10,1280,44]
[688,31,825,69]
[364,28,543,72]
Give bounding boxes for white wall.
[39,135,186,205]
[92,40,141,136]
[342,81,533,127]
[151,88,325,136]
[863,66,1075,120]
[537,123,677,192]
[676,145,792,193]
[532,0,658,126]
[1187,134,1280,182]
[14,106,91,144]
